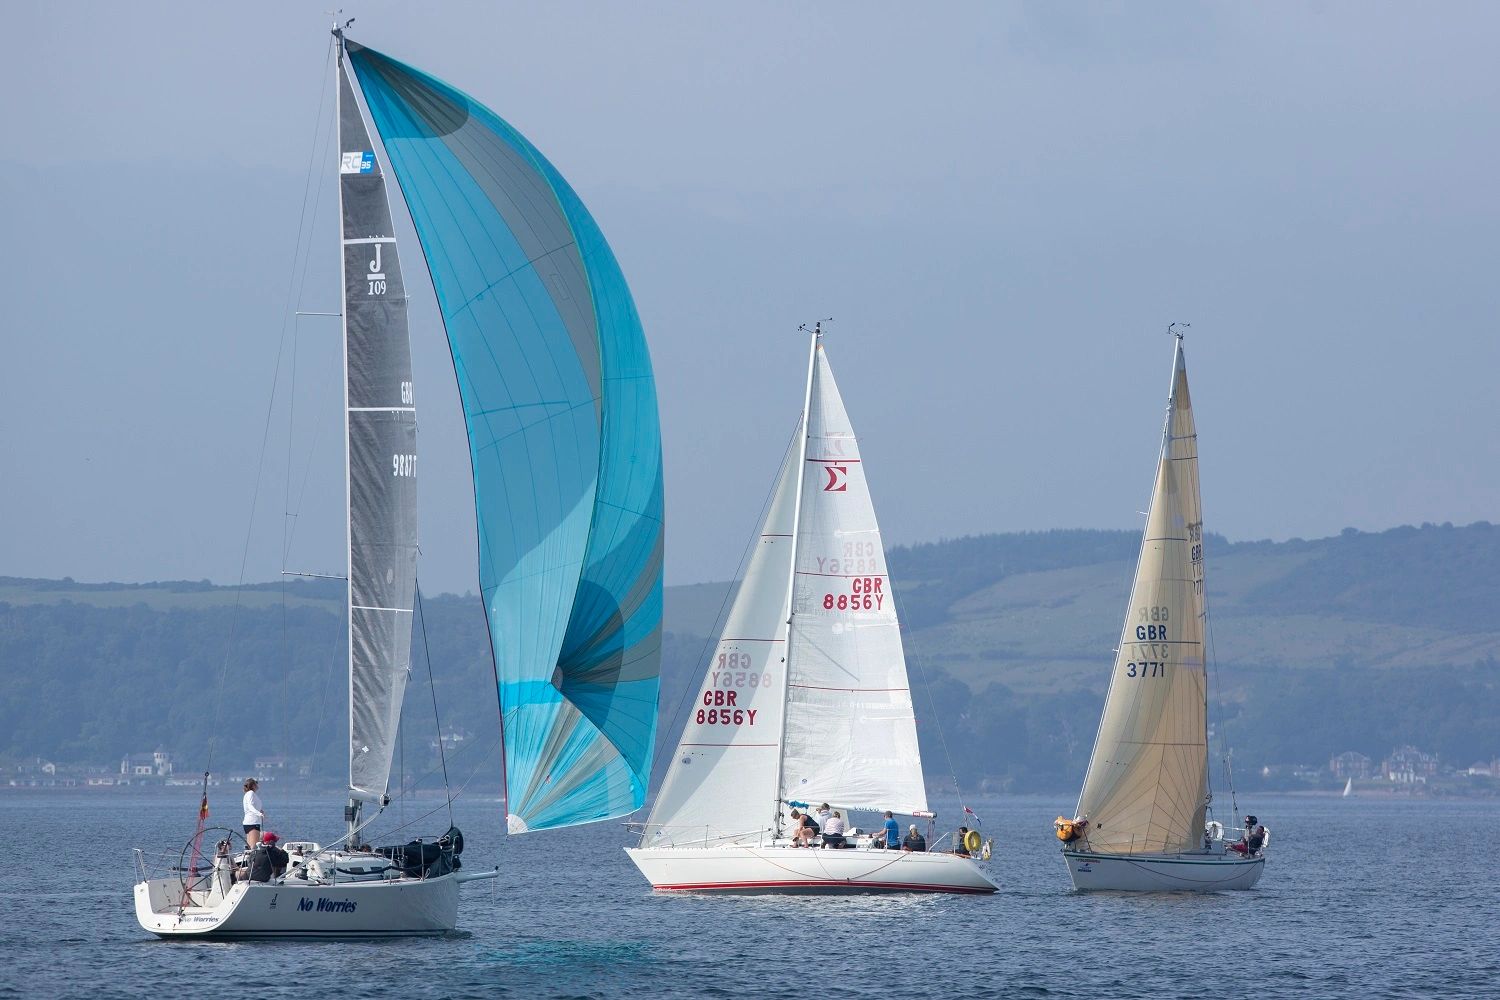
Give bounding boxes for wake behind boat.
[1054,330,1267,892]
[135,22,664,937]
[627,325,997,895]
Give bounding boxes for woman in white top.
[242,778,266,849]
[822,810,847,849]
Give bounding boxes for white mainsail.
[1075,339,1207,855]
[779,342,927,815]
[642,437,800,846]
[643,332,926,847]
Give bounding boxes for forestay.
[780,344,927,815]
[1075,340,1207,854]
[346,44,664,833]
[338,56,419,805]
[643,437,801,846]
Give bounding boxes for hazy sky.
[4,1,1497,594]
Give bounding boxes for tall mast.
[769,322,820,836]
[333,15,420,845]
[332,23,359,845]
[1168,324,1216,809]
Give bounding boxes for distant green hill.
[3,521,1497,794]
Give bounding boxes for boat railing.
[132,845,204,883]
[631,822,776,848]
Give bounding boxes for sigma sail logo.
[340,151,375,174]
[823,466,848,492]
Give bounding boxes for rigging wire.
[1203,566,1239,825]
[271,38,340,818]
[415,583,456,828]
[377,731,502,842]
[884,562,974,824]
[202,36,338,785]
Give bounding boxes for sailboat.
[1054,331,1265,892]
[1343,777,1354,797]
[134,25,663,937]
[626,325,997,894]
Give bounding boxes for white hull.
[134,872,481,938]
[626,845,998,894]
[1062,849,1264,892]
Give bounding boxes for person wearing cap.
[901,824,927,853]
[261,832,290,878]
[1229,815,1260,855]
[878,810,901,849]
[242,778,265,850]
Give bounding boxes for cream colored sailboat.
[1055,330,1265,891]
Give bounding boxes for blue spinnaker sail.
[347,43,663,832]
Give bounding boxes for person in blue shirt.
[880,811,901,849]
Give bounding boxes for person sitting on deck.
[261,832,290,878]
[245,844,274,883]
[821,810,847,848]
[952,826,972,857]
[789,809,819,847]
[901,825,927,853]
[1228,815,1261,856]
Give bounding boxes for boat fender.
[962,829,983,854]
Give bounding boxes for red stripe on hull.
[652,879,994,895]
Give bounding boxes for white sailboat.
[1055,331,1265,892]
[627,325,997,894]
[134,24,665,936]
[1343,777,1355,797]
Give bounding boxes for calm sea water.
[0,791,1493,999]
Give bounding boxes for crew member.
[822,810,847,848]
[242,778,265,850]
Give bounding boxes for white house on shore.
[120,750,173,777]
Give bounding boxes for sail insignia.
[346,44,663,832]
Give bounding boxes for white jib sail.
[642,435,801,846]
[1075,340,1207,854]
[780,343,927,815]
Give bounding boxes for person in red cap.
[261,832,290,879]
